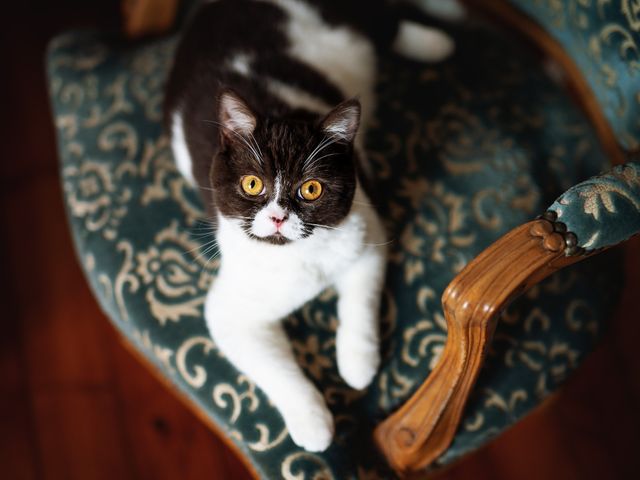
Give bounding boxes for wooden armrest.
[122,0,180,38]
[374,217,585,474]
[375,161,639,473]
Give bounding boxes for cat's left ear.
[320,98,361,143]
[218,89,257,141]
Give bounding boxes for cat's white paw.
[283,398,334,452]
[336,328,380,390]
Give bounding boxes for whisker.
[189,224,217,233]
[228,216,253,222]
[305,152,341,171]
[189,229,216,236]
[363,240,395,247]
[189,231,216,239]
[195,250,219,267]
[183,237,218,256]
[306,222,346,232]
[191,219,217,227]
[202,241,220,252]
[195,240,221,261]
[303,137,329,165]
[194,251,218,270]
[304,140,337,171]
[248,130,263,159]
[303,136,335,168]
[201,250,221,274]
[309,137,332,156]
[203,119,262,165]
[306,222,394,247]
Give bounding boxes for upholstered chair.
[47,0,639,477]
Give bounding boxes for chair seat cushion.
[47,21,620,478]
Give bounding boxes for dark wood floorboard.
[2,2,639,479]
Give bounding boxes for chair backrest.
[509,0,640,151]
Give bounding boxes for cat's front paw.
[283,398,334,452]
[336,328,380,390]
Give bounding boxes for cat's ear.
[218,89,257,142]
[320,98,361,143]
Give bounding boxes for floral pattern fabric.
[550,161,640,251]
[510,0,640,149]
[48,23,621,479]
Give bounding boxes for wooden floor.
[2,2,639,479]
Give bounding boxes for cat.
[164,0,454,452]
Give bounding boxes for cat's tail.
[392,21,454,62]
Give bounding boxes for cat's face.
[210,91,360,245]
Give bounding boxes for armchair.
[47,0,639,477]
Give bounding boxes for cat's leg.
[206,289,334,452]
[335,246,386,389]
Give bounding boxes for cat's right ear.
[320,98,361,144]
[217,89,257,144]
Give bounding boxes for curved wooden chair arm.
[374,217,585,474]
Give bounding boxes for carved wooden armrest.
[374,162,640,474]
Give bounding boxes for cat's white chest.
[210,210,367,323]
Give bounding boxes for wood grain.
[1,2,252,479]
[434,235,640,480]
[375,219,583,474]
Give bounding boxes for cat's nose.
[270,214,288,227]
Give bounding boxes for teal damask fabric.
[508,0,640,150]
[48,24,620,479]
[549,161,640,251]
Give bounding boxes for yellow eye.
[299,180,323,201]
[241,175,264,196]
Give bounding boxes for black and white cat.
[165,0,453,452]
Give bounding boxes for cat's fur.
[165,0,453,451]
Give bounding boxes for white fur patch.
[170,112,195,185]
[251,200,305,240]
[266,77,331,114]
[393,21,455,62]
[228,52,253,76]
[418,0,466,21]
[269,0,376,129]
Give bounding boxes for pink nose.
[270,215,288,227]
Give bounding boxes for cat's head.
[210,89,360,245]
